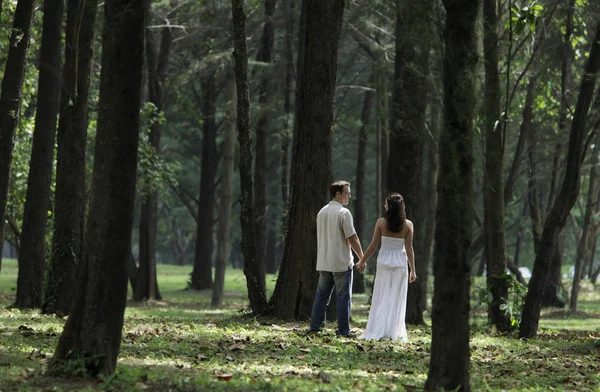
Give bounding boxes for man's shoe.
[336,331,357,338]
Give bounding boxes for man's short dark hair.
[330,180,350,199]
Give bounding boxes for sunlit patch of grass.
[1,259,600,390]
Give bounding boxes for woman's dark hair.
[385,193,406,233]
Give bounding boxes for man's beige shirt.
[316,200,357,272]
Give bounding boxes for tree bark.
[420,77,441,312]
[43,0,98,315]
[190,75,218,290]
[281,0,297,210]
[51,0,144,376]
[268,0,344,319]
[571,133,600,311]
[253,0,277,281]
[13,0,63,309]
[387,0,432,326]
[0,0,36,273]
[134,13,171,302]
[425,0,479,390]
[482,0,510,332]
[519,22,600,339]
[352,71,374,294]
[232,0,268,315]
[212,69,236,308]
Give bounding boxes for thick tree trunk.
[134,18,171,302]
[190,75,218,290]
[212,70,236,308]
[13,0,63,309]
[43,0,98,315]
[0,0,36,273]
[232,0,269,314]
[281,0,297,210]
[482,0,510,332]
[419,85,440,312]
[571,133,600,311]
[268,0,344,319]
[352,71,374,294]
[519,22,600,338]
[253,0,277,281]
[425,0,479,390]
[388,0,432,326]
[50,0,144,376]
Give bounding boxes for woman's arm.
[356,218,383,272]
[405,220,417,282]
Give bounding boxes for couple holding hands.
[308,180,417,341]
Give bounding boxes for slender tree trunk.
[212,70,236,308]
[571,133,600,310]
[352,72,374,294]
[134,16,171,302]
[43,0,98,315]
[513,201,528,266]
[190,75,218,290]
[482,0,510,331]
[253,0,277,282]
[0,0,36,273]
[519,22,600,339]
[13,0,63,309]
[268,0,345,319]
[425,0,479,389]
[50,0,145,376]
[232,0,268,314]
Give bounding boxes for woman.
[356,193,416,341]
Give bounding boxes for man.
[308,180,364,337]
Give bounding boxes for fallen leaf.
[196,354,208,360]
[217,373,233,381]
[300,348,311,353]
[225,355,234,362]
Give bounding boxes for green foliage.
[137,102,181,200]
[511,1,544,36]
[476,274,528,328]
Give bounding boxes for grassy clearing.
[0,258,599,391]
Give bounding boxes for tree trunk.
[570,132,600,311]
[482,0,510,332]
[190,75,218,290]
[13,0,63,309]
[512,202,528,266]
[232,0,269,315]
[42,0,98,315]
[0,0,36,273]
[281,0,297,211]
[212,70,236,308]
[268,0,345,319]
[352,71,374,294]
[134,16,171,302]
[253,0,277,283]
[50,0,144,376]
[519,22,600,339]
[420,74,441,312]
[425,0,479,389]
[388,0,432,326]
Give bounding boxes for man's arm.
[347,234,364,262]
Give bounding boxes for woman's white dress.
[360,236,409,342]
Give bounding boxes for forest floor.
[0,259,599,391]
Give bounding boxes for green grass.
[1,258,599,391]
